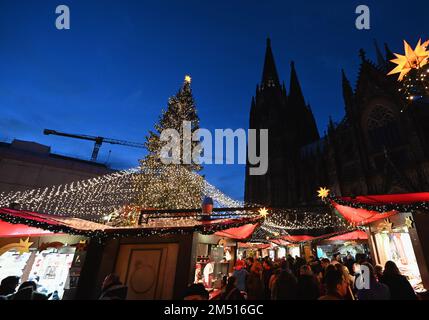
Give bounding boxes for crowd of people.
[0,276,59,300]
[0,273,127,300]
[184,253,419,301]
[0,253,420,300]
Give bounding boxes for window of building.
[366,105,402,151]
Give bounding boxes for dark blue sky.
[0,0,428,201]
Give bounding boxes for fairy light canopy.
[0,164,245,226]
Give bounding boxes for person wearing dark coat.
[246,262,264,300]
[262,260,273,299]
[10,281,51,300]
[220,276,244,301]
[356,263,390,300]
[0,276,20,298]
[99,274,128,300]
[380,261,417,300]
[297,265,320,300]
[272,269,298,300]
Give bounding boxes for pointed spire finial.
[384,43,395,61]
[374,39,386,67]
[341,68,348,81]
[289,61,306,108]
[359,49,366,61]
[261,38,280,88]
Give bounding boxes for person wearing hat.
[232,260,249,292]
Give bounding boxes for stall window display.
[29,246,76,298]
[373,227,423,292]
[0,251,31,282]
[0,246,77,299]
[317,242,367,260]
[277,247,286,259]
[288,245,300,258]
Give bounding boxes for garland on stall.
[0,208,264,243]
[249,227,364,245]
[316,187,429,213]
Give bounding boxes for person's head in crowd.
[325,264,336,275]
[183,283,209,300]
[280,260,289,271]
[234,259,245,271]
[0,276,20,296]
[374,265,384,278]
[383,261,401,276]
[263,259,272,270]
[246,257,254,266]
[332,253,341,262]
[321,258,331,269]
[324,269,348,298]
[101,273,122,291]
[226,276,237,290]
[355,253,368,264]
[310,262,323,276]
[12,281,37,300]
[299,264,313,277]
[335,263,351,281]
[17,281,37,292]
[361,262,377,285]
[251,261,263,275]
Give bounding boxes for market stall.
[324,191,429,293]
[0,216,88,299]
[316,230,369,260]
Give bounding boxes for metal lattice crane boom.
[43,129,146,162]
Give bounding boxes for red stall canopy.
[331,192,429,225]
[331,202,398,225]
[325,230,368,241]
[215,223,259,240]
[0,220,53,237]
[282,235,317,242]
[340,192,429,205]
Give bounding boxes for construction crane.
[43,129,146,162]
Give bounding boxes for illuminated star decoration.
[0,238,33,256]
[378,219,393,233]
[388,39,429,81]
[184,75,192,83]
[258,207,269,218]
[405,216,415,229]
[317,187,330,200]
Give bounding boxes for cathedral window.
[366,104,402,151]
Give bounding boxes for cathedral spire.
[261,38,280,88]
[384,42,395,61]
[374,39,386,67]
[289,61,306,107]
[342,69,354,114]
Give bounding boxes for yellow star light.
[405,216,415,229]
[317,187,330,200]
[184,75,192,83]
[388,39,429,81]
[258,207,269,218]
[17,238,33,255]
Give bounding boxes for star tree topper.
[388,39,429,81]
[184,75,192,84]
[317,187,330,200]
[258,207,269,218]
